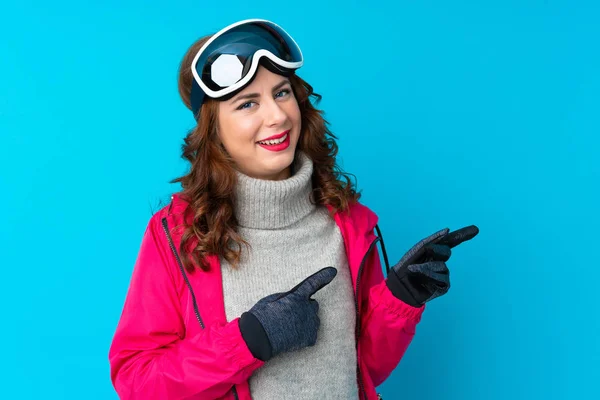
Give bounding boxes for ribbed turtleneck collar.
[234,152,315,229]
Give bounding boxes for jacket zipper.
[161,217,205,329]
[355,236,381,400]
[161,217,240,400]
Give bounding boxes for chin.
[269,156,294,174]
[260,148,297,179]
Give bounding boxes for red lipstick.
[257,130,291,152]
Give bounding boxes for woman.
[108,19,479,400]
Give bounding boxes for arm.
[108,216,263,400]
[361,224,480,387]
[358,245,425,387]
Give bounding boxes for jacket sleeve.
[108,215,264,400]
[358,245,425,387]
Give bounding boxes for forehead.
[240,66,289,92]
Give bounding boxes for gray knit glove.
[239,267,337,361]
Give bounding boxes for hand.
[386,225,479,307]
[239,267,337,361]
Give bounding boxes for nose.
[263,97,288,127]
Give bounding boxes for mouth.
[256,130,290,146]
[256,130,291,152]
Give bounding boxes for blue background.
[1,1,598,399]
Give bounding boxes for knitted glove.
[239,267,337,362]
[386,225,479,307]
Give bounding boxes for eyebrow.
[230,79,290,104]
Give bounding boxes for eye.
[237,101,256,110]
[275,88,291,99]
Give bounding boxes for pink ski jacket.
[109,194,425,399]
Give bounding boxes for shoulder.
[136,193,192,262]
[134,195,191,289]
[344,200,380,230]
[146,193,192,231]
[329,200,380,236]
[347,201,378,221]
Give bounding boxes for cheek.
[288,102,302,132]
[220,116,261,148]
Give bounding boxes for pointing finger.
[437,225,480,249]
[398,227,450,268]
[291,267,338,299]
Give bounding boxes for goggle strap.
[190,79,205,120]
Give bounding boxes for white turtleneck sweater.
[220,153,359,399]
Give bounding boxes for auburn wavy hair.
[172,35,361,273]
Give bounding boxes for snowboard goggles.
[190,19,304,119]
